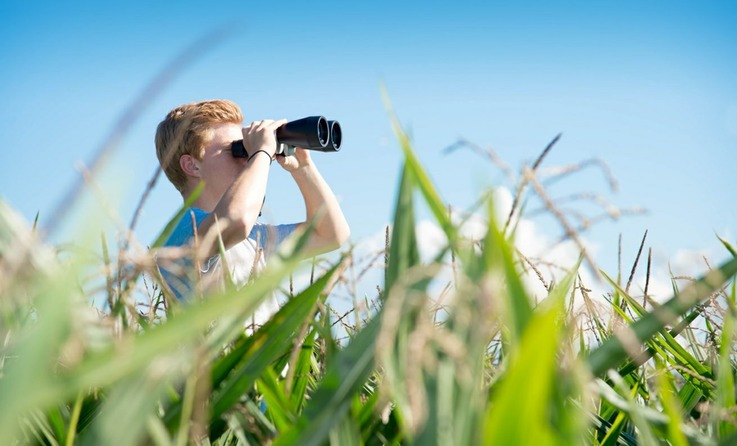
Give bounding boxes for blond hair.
[155,99,243,194]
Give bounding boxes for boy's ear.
[179,154,200,178]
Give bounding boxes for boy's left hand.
[276,147,313,172]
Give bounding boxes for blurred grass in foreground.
[1,105,736,445]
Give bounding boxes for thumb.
[275,154,289,167]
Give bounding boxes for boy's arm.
[196,120,284,258]
[277,148,350,257]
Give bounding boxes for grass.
[1,102,736,445]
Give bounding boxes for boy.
[154,99,349,323]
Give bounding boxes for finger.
[265,119,287,131]
[295,147,311,157]
[245,122,260,134]
[275,155,288,166]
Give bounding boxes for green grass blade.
[718,433,737,446]
[1,239,304,441]
[287,328,318,413]
[598,410,630,446]
[594,379,713,445]
[615,305,705,379]
[609,274,713,377]
[272,314,382,446]
[588,256,737,377]
[0,264,75,439]
[607,373,659,446]
[75,262,294,389]
[605,273,715,395]
[20,411,61,446]
[205,261,341,435]
[718,235,737,258]
[676,382,704,415]
[45,405,67,445]
[76,372,174,446]
[328,414,362,446]
[382,88,454,242]
[258,368,296,432]
[483,198,535,346]
[655,361,689,446]
[384,163,420,295]
[322,153,422,443]
[715,282,736,440]
[356,386,380,439]
[483,264,578,445]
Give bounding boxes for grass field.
[1,104,735,445]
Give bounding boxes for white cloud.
[341,186,601,306]
[622,245,732,304]
[316,186,733,330]
[415,220,447,261]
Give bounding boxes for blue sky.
[1,0,735,284]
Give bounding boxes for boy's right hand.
[242,119,288,160]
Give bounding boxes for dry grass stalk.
[625,230,649,295]
[503,133,561,234]
[525,166,600,281]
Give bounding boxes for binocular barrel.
[231,116,341,158]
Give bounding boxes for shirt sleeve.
[248,223,299,259]
[164,208,224,273]
[159,208,211,300]
[164,208,209,248]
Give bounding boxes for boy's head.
[155,99,243,194]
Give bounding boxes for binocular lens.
[317,117,329,147]
[329,120,341,151]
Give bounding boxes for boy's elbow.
[337,224,350,246]
[318,224,350,255]
[331,218,350,248]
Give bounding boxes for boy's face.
[196,122,246,198]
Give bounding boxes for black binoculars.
[231,116,341,158]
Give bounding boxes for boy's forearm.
[198,155,271,255]
[291,164,350,253]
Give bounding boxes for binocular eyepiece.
[231,116,341,158]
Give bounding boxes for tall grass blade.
[588,256,737,376]
[608,274,715,394]
[274,153,421,444]
[0,249,75,439]
[272,314,382,446]
[718,235,736,258]
[654,360,689,446]
[483,263,580,445]
[204,260,342,435]
[384,163,420,295]
[596,378,716,445]
[77,372,174,446]
[382,88,454,241]
[258,368,296,432]
[286,328,318,414]
[607,372,659,446]
[482,198,534,346]
[715,282,736,440]
[328,414,362,446]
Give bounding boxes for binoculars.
[231,116,341,158]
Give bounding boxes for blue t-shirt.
[161,208,297,300]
